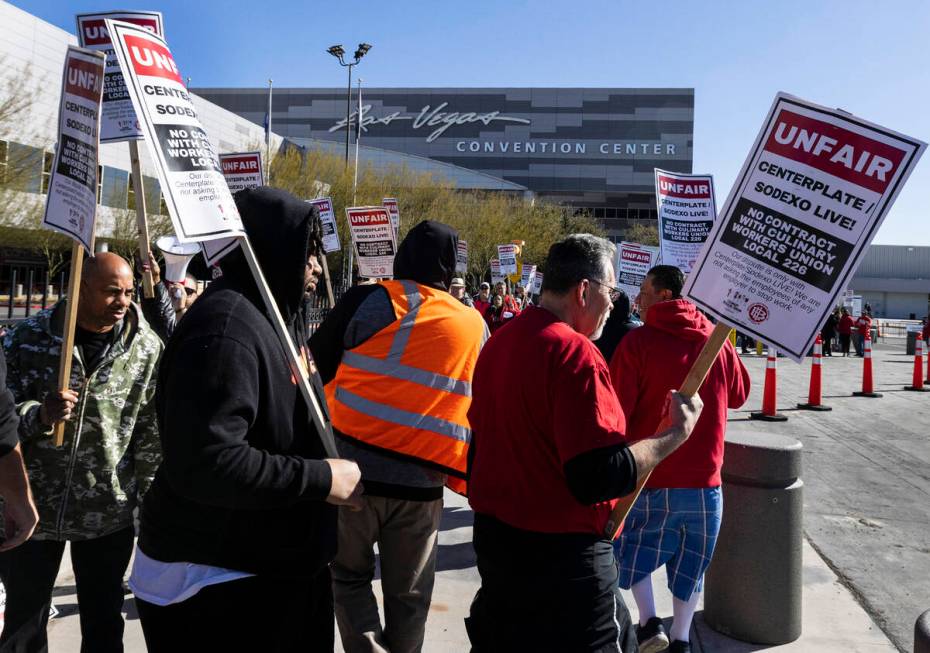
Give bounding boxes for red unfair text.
[79,17,159,46]
[221,157,260,173]
[657,175,711,198]
[349,211,389,225]
[764,110,906,195]
[125,35,183,85]
[65,58,103,103]
[621,249,652,264]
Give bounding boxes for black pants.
[840,333,852,355]
[0,526,134,653]
[466,513,637,652]
[136,566,334,652]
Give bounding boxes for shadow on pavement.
[436,541,476,572]
[440,506,473,532]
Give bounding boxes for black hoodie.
[139,187,337,578]
[594,290,639,363]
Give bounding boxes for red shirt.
[838,315,855,335]
[610,300,750,488]
[473,299,491,317]
[468,306,627,535]
[855,315,872,336]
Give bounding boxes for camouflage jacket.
[2,300,163,541]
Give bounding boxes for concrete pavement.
[38,339,928,651]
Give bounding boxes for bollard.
[916,609,930,653]
[705,431,803,645]
[755,340,764,356]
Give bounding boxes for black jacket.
[594,291,639,363]
[140,281,176,343]
[139,187,337,578]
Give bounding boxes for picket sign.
[307,198,338,307]
[43,46,106,446]
[239,235,338,458]
[77,11,165,299]
[603,322,732,540]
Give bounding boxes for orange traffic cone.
[905,337,929,391]
[852,333,883,398]
[798,335,832,410]
[751,347,788,421]
[926,338,930,384]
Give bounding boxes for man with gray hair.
[465,234,703,651]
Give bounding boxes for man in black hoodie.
[311,220,487,653]
[130,187,363,651]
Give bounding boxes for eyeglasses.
[589,278,623,302]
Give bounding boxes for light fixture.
[354,43,372,60]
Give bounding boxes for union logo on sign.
[747,303,769,324]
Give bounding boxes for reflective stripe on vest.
[327,279,483,476]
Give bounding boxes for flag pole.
[353,77,362,205]
[266,78,273,185]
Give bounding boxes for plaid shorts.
[614,487,722,601]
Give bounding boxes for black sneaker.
[636,616,670,653]
[668,640,691,653]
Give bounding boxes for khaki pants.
[332,495,442,653]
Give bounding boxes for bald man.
[1,252,163,652]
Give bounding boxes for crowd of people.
[0,186,756,652]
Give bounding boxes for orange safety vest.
[325,280,486,480]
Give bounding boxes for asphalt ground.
[728,338,930,652]
[33,337,929,651]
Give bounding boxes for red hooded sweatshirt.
[609,299,750,488]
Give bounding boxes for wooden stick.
[240,236,339,458]
[604,321,734,540]
[319,253,336,308]
[52,243,84,447]
[129,140,154,298]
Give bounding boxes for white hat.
[450,277,466,287]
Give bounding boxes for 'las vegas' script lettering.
[329,102,531,143]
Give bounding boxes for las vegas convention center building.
[193,86,696,238]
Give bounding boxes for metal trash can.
[704,431,803,644]
[916,609,930,653]
[907,331,918,356]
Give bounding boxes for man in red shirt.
[473,282,491,317]
[854,310,873,356]
[466,235,703,652]
[610,265,750,653]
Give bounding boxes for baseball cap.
[451,277,466,287]
[479,282,490,289]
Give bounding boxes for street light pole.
[326,43,372,169]
[345,63,353,165]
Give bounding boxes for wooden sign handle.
[129,140,154,298]
[52,243,85,447]
[604,321,733,540]
[319,253,336,308]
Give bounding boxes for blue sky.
[14,0,930,245]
